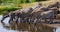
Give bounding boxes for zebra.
[1,10,22,24]
[40,8,60,24]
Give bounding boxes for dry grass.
[19,0,60,8]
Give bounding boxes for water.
[0,15,60,32]
[56,27,60,32]
[0,15,18,32]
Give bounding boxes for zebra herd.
[1,2,60,24]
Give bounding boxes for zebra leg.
[28,17,31,24]
[26,17,30,23]
[23,17,29,23]
[9,17,13,24]
[44,18,47,23]
[34,18,37,24]
[34,18,41,25]
[18,17,25,23]
[15,17,19,23]
[49,18,54,24]
[22,18,25,23]
[19,18,23,23]
[31,18,35,24]
[9,15,16,24]
[36,18,41,24]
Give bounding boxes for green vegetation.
[0,0,47,14]
[0,5,22,14]
[0,0,47,4]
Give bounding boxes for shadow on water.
[0,15,60,32]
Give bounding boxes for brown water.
[0,15,59,32]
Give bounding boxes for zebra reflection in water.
[1,20,56,32]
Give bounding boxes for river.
[0,15,60,32]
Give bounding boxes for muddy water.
[0,15,59,32]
